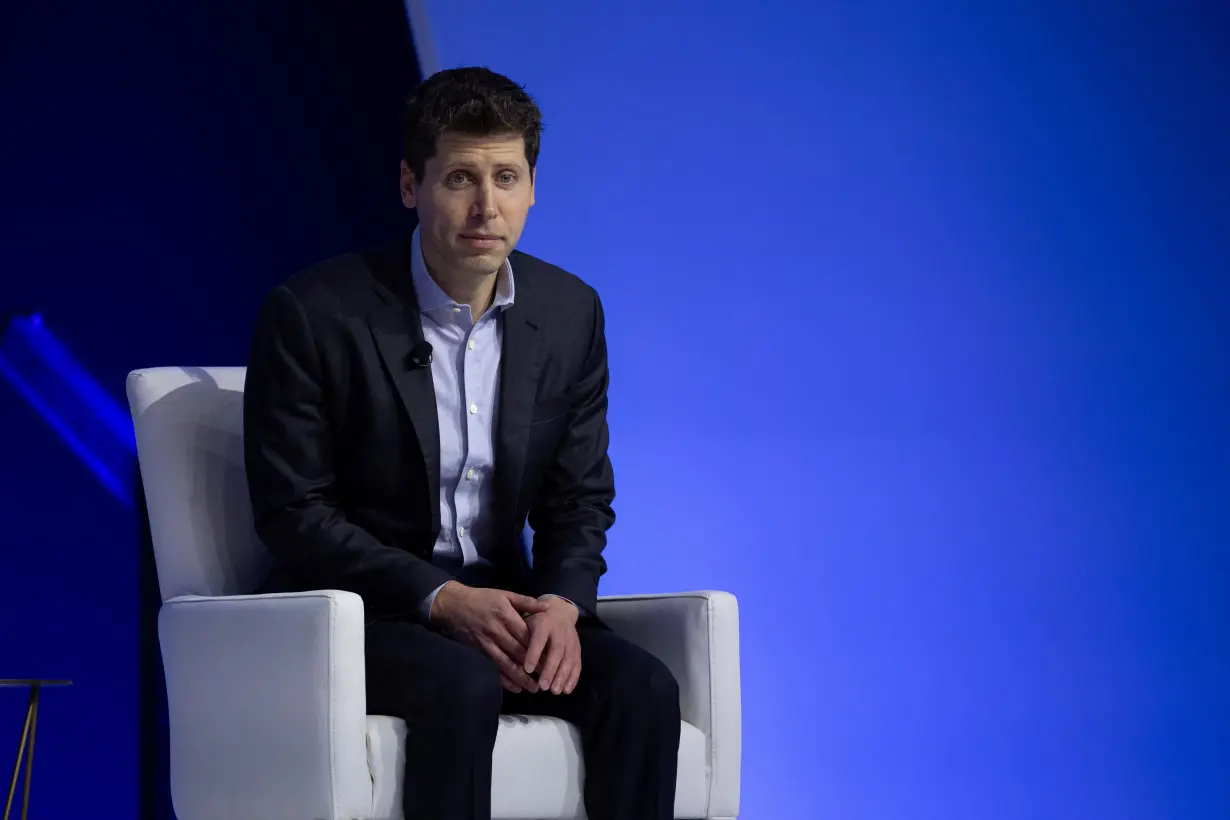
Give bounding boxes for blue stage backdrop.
[1,1,1227,818]
[418,1,1230,818]
[1,2,421,816]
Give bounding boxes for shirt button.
[458,526,466,537]
[466,468,475,480]
[452,307,462,313]
[467,339,475,350]
[469,403,478,414]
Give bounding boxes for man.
[243,67,681,820]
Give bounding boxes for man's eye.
[447,172,469,185]
[498,172,517,184]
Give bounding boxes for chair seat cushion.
[366,714,709,819]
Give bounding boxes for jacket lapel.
[360,237,543,543]
[364,237,442,535]
[495,297,543,536]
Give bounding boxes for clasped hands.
[430,581,581,694]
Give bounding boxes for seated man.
[242,66,680,820]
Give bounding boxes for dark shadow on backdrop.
[123,3,427,817]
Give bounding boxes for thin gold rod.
[3,688,36,820]
[19,686,38,820]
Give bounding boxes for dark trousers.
[365,616,682,820]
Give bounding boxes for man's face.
[400,131,535,279]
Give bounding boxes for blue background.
[3,0,1228,817]
[421,1,1229,816]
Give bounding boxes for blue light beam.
[0,313,136,507]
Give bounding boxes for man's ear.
[529,167,536,207]
[399,160,418,209]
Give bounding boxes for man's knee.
[437,646,504,723]
[606,650,681,722]
[644,655,681,721]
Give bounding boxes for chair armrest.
[597,590,741,819]
[158,590,371,820]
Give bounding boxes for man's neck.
[425,261,500,320]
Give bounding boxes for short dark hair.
[402,67,542,181]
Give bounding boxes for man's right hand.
[430,581,551,693]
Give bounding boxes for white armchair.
[126,366,742,820]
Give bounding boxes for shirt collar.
[410,226,515,315]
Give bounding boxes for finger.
[564,649,582,694]
[497,603,532,647]
[536,631,566,692]
[500,672,522,694]
[488,624,530,669]
[505,592,551,614]
[522,618,551,675]
[552,640,580,695]
[508,664,539,693]
[481,638,539,693]
[552,657,573,696]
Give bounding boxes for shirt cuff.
[539,593,584,617]
[420,582,449,622]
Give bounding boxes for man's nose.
[471,183,497,219]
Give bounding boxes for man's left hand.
[522,596,581,694]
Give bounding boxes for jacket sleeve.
[527,289,616,615]
[244,285,453,616]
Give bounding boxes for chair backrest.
[127,366,269,600]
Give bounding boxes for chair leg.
[3,685,39,820]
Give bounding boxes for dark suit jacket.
[243,233,615,619]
